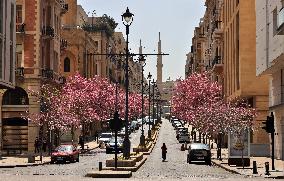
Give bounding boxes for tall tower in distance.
[157,32,163,83]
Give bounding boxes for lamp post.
[151,79,156,127]
[156,92,161,125]
[121,7,134,159]
[138,55,146,147]
[147,72,152,138]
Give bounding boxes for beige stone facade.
[256,0,284,159]
[0,0,67,153]
[189,0,270,155]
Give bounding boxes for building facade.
[256,0,284,159]
[0,0,67,153]
[0,0,16,89]
[189,0,270,156]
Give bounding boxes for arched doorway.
[2,87,29,154]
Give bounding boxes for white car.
[98,133,113,147]
[178,132,190,143]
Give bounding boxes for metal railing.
[15,67,24,77]
[42,26,55,38]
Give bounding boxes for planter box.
[130,152,143,162]
[106,158,136,167]
[133,146,149,153]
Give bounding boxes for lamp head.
[147,72,152,80]
[122,7,134,25]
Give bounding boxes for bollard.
[181,144,185,151]
[264,162,270,175]
[253,161,258,174]
[99,161,102,171]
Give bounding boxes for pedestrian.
[42,138,47,152]
[34,137,40,153]
[79,134,84,150]
[161,143,167,161]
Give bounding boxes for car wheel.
[187,154,191,163]
[71,156,76,163]
[205,158,211,166]
[76,154,79,162]
[106,149,110,154]
[50,160,55,164]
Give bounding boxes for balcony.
[60,39,68,50]
[211,56,223,74]
[59,0,68,14]
[212,21,223,39]
[42,26,55,38]
[16,23,25,34]
[42,69,54,79]
[15,67,24,77]
[277,7,284,35]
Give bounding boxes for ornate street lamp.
[121,7,134,159]
[138,55,146,147]
[147,72,152,138]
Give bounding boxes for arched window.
[64,57,70,72]
[2,87,29,105]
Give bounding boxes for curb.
[211,160,241,175]
[86,170,132,178]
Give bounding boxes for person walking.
[161,143,167,162]
[34,137,40,153]
[79,134,84,150]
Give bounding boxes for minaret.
[157,32,163,83]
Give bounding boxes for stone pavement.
[0,138,99,168]
[211,148,284,179]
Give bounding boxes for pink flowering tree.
[171,72,257,137]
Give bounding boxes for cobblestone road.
[0,119,271,181]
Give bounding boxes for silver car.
[187,143,211,165]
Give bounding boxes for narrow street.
[0,119,271,181]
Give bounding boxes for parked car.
[176,127,188,135]
[178,132,190,143]
[98,133,113,147]
[187,143,211,165]
[106,137,124,154]
[51,144,79,163]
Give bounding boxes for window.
[16,44,22,67]
[64,57,70,72]
[16,5,22,23]
[273,8,278,36]
[2,87,29,105]
[0,0,3,34]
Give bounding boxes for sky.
[77,0,206,81]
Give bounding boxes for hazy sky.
[77,0,206,81]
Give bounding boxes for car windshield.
[100,133,112,138]
[190,143,209,150]
[55,145,73,152]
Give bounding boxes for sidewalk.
[211,148,284,179]
[0,154,50,168]
[0,139,99,168]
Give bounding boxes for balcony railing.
[42,26,55,38]
[16,23,25,33]
[212,56,222,66]
[15,67,24,77]
[60,39,68,50]
[277,7,284,35]
[60,0,68,14]
[42,69,54,79]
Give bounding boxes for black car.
[106,137,124,154]
[187,143,211,165]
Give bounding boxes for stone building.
[0,0,16,152]
[189,0,270,156]
[256,0,284,159]
[0,0,16,89]
[0,0,67,154]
